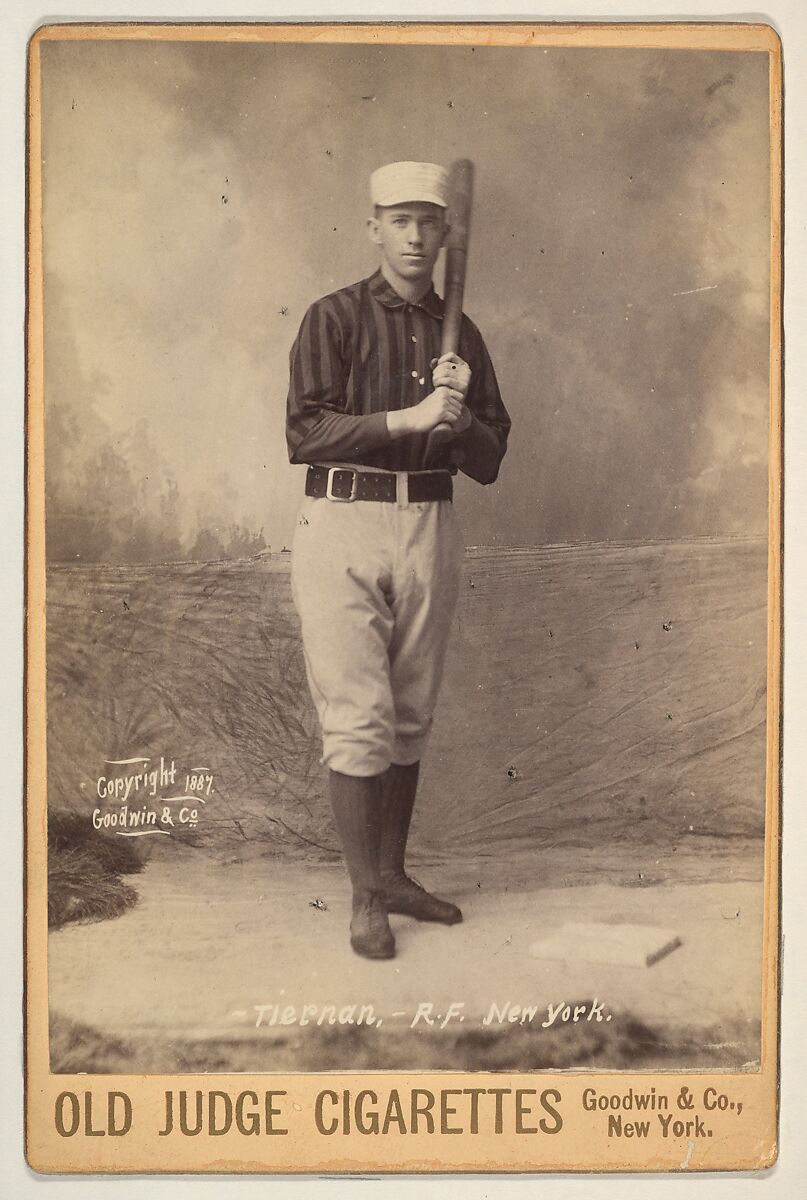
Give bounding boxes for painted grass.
[45,538,768,865]
[49,1009,758,1074]
[48,812,144,930]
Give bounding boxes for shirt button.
[410,370,418,378]
[419,376,425,385]
[411,334,417,343]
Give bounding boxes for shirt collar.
[368,268,445,320]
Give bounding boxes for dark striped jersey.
[286,269,511,481]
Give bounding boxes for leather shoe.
[381,874,463,925]
[350,891,396,959]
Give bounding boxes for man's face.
[368,202,448,286]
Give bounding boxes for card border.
[23,18,783,1175]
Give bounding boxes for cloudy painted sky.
[40,36,771,549]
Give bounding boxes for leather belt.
[306,465,453,503]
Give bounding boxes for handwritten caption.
[247,996,612,1031]
[91,755,213,837]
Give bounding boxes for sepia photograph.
[24,20,782,1173]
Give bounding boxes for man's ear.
[441,221,451,247]
[367,216,382,246]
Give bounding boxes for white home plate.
[530,923,683,968]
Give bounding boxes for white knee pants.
[291,492,464,777]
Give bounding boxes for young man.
[286,161,510,959]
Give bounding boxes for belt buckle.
[325,466,359,502]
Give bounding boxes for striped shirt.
[286,269,510,481]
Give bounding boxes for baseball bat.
[424,157,474,464]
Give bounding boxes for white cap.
[370,161,449,208]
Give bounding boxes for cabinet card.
[25,20,782,1175]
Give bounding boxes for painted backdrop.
[41,40,770,558]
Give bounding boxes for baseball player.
[286,161,510,959]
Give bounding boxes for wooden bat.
[424,157,474,463]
